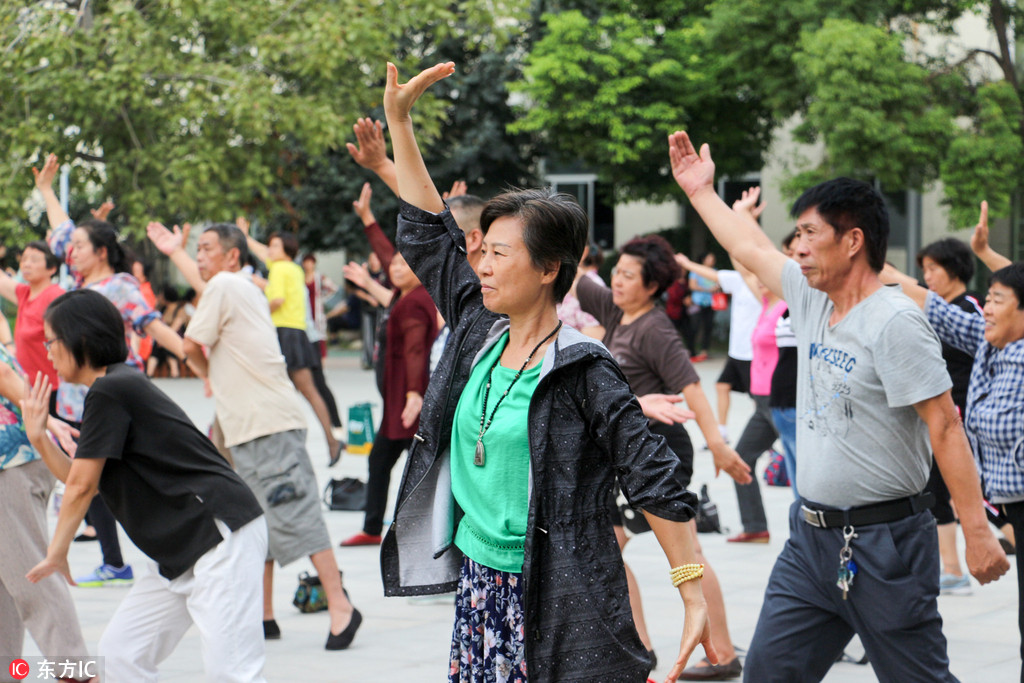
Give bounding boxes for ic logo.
[9,659,29,680]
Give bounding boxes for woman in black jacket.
[379,61,718,683]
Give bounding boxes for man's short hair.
[23,240,60,271]
[45,289,128,368]
[203,223,248,267]
[447,194,486,235]
[791,178,889,272]
[916,238,974,284]
[991,263,1024,310]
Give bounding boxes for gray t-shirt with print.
[781,260,952,507]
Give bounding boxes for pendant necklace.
[475,321,562,466]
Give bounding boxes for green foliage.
[513,8,772,203]
[941,81,1024,227]
[790,19,953,192]
[0,0,516,249]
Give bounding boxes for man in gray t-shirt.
[669,130,1007,682]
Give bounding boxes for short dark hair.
[447,194,486,235]
[790,177,889,272]
[45,289,128,368]
[78,219,129,273]
[203,223,249,267]
[23,240,60,272]
[480,189,588,302]
[270,231,299,260]
[917,238,974,284]
[583,242,604,269]
[990,263,1024,310]
[620,235,683,298]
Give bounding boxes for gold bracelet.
[669,563,704,587]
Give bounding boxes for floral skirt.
[449,556,528,682]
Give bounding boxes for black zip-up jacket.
[381,201,698,682]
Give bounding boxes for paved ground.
[18,354,1020,682]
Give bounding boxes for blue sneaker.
[75,564,134,587]
[939,573,972,596]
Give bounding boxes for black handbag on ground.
[322,477,367,511]
[695,484,723,534]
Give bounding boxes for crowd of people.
[1,59,1022,683]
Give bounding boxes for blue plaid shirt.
[926,292,1024,503]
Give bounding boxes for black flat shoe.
[328,442,344,468]
[325,608,362,650]
[263,619,281,640]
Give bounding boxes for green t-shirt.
[451,332,539,573]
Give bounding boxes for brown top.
[577,276,699,397]
[382,284,438,439]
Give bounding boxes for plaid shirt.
[926,292,1024,503]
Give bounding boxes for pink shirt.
[749,299,788,397]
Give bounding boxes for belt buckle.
[800,505,827,528]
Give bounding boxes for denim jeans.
[771,406,798,500]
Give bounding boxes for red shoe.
[727,530,770,543]
[340,532,382,547]
[691,353,708,363]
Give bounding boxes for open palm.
[668,131,716,198]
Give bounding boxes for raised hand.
[442,180,467,200]
[21,373,52,446]
[236,216,251,236]
[90,201,115,222]
[668,132,716,199]
[181,222,192,246]
[674,253,695,271]
[970,200,990,256]
[342,261,372,290]
[346,118,390,171]
[732,186,765,222]
[352,182,375,226]
[32,154,60,192]
[383,61,455,124]
[146,222,184,256]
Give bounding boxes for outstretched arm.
[879,263,927,309]
[971,201,1012,272]
[669,132,787,299]
[32,154,71,233]
[383,61,455,213]
[236,217,269,264]
[676,254,719,284]
[346,117,400,197]
[147,222,206,294]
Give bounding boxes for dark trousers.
[673,316,697,356]
[694,305,714,353]
[745,501,955,683]
[1001,501,1024,683]
[88,495,124,568]
[309,342,341,428]
[733,395,778,533]
[362,432,411,536]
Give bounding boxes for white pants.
[99,517,268,683]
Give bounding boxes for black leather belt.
[800,492,934,528]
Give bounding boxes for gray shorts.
[230,429,331,566]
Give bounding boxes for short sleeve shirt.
[15,283,64,388]
[718,270,761,361]
[185,271,306,447]
[266,260,308,330]
[781,260,951,506]
[77,364,263,579]
[577,276,699,397]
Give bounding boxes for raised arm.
[879,263,927,309]
[236,216,269,264]
[676,254,719,284]
[971,201,1013,272]
[353,182,396,270]
[147,222,205,294]
[346,117,400,197]
[343,261,394,308]
[32,154,71,233]
[669,132,787,299]
[383,61,454,213]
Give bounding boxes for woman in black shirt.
[23,289,269,683]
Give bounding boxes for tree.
[512,1,773,203]
[0,0,524,248]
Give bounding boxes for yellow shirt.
[265,260,307,330]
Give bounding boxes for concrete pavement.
[19,355,1020,682]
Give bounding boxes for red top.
[382,285,438,439]
[15,283,64,387]
[137,281,157,361]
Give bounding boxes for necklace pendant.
[474,440,485,466]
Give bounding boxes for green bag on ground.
[347,403,375,455]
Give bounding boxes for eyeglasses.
[43,338,58,352]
